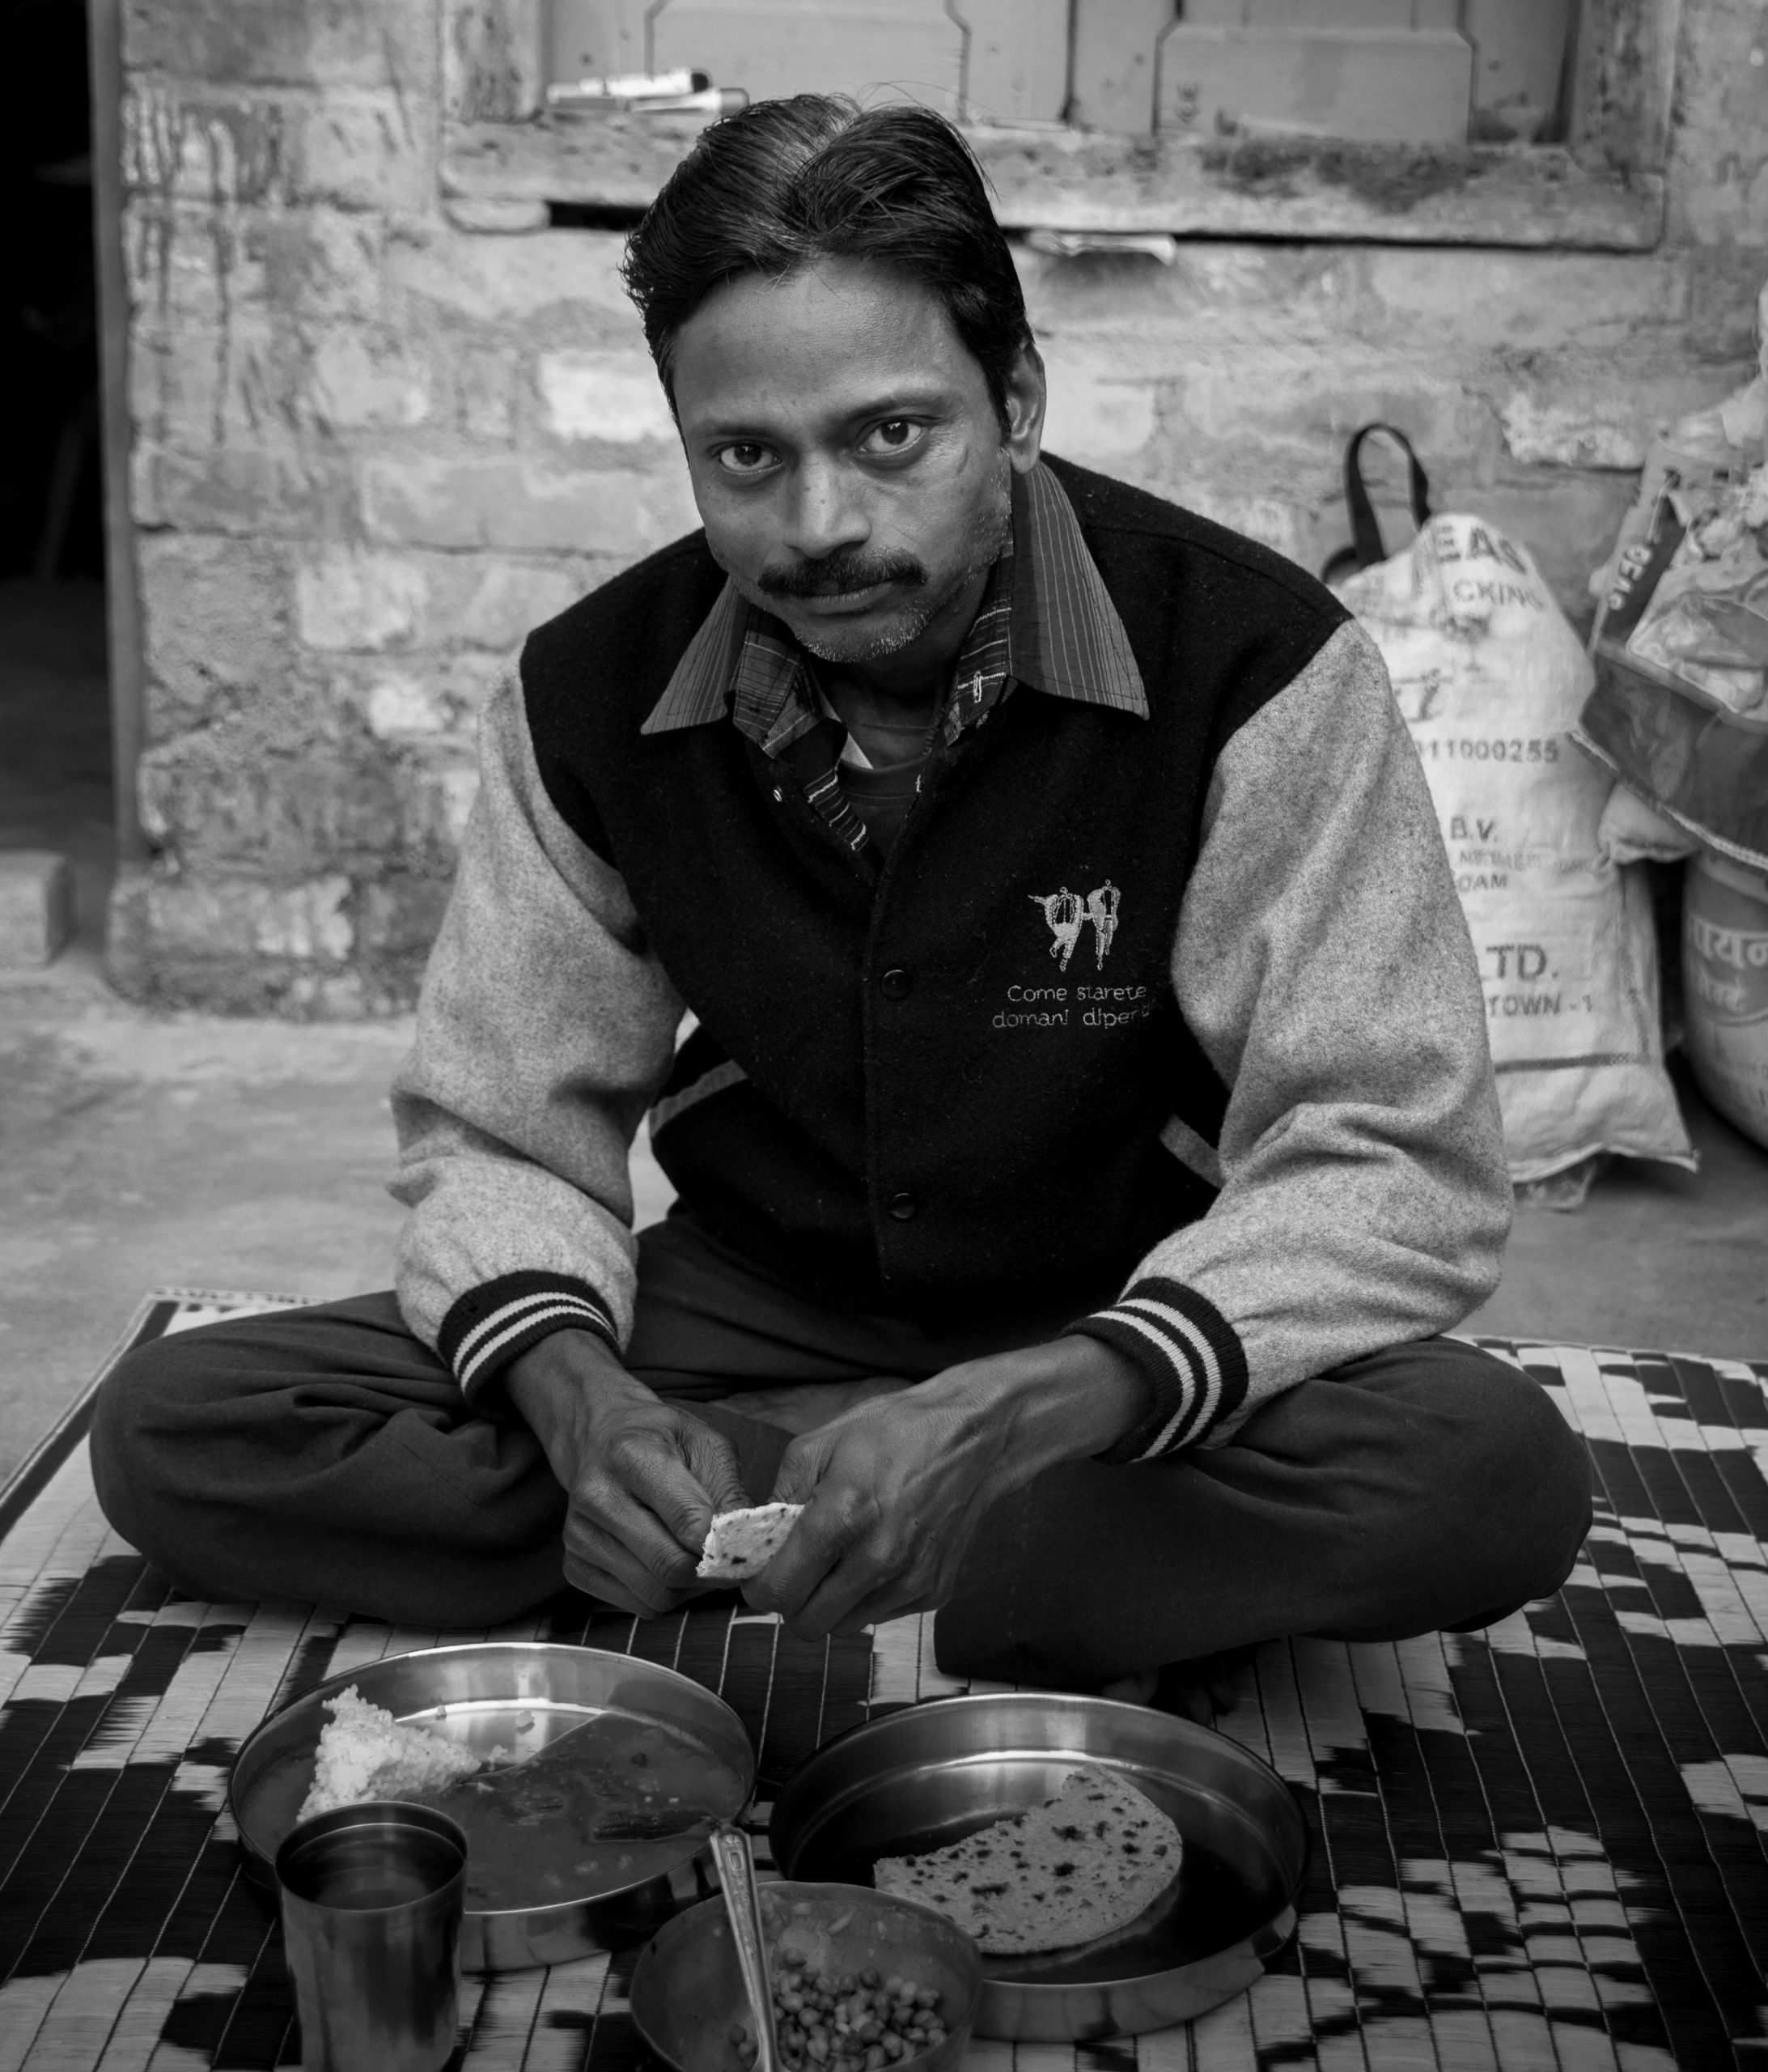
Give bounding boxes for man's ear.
[1003,343,1046,473]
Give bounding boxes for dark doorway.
[0,0,112,959]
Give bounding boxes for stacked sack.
[1577,277,1768,1151]
[1334,490,1694,1195]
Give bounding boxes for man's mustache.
[758,552,926,599]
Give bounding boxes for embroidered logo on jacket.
[1030,881,1120,972]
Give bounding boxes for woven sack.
[1329,434,1693,1182]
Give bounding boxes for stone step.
[0,851,74,968]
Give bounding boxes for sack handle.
[1320,422,1432,584]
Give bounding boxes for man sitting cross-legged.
[91,97,1590,1704]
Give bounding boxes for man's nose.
[785,456,870,561]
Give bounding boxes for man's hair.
[621,96,1033,426]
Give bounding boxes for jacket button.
[887,1191,918,1221]
[880,966,912,1000]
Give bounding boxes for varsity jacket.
[390,457,1510,1463]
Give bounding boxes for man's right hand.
[504,1330,746,1616]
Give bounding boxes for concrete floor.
[2,576,1765,1489]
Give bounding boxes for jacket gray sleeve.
[1068,618,1512,1461]
[389,672,682,1401]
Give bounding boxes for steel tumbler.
[277,1799,468,2072]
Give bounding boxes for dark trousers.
[89,1216,1592,1688]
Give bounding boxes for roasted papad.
[873,1764,1182,1955]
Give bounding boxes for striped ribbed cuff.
[1065,1278,1248,1463]
[438,1272,618,1402]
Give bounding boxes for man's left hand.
[741,1336,1145,1638]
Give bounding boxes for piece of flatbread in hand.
[874,1765,1182,1955]
[696,1501,804,1581]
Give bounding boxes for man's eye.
[714,444,775,475]
[859,419,922,457]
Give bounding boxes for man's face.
[669,257,1044,668]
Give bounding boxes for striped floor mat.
[0,1293,1763,2070]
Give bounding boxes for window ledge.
[442,115,1664,250]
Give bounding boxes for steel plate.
[230,1642,754,1972]
[770,1692,1305,2041]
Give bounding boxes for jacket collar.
[641,459,1147,737]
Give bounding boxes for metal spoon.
[710,1820,779,2072]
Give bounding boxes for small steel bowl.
[230,1641,754,1972]
[770,1692,1306,2042]
[631,1881,983,2072]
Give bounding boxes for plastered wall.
[110,0,1767,1012]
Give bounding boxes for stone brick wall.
[108,0,1768,1013]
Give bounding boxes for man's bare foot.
[1098,1648,1257,1727]
[1100,1668,1160,1707]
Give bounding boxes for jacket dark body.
[519,456,1347,1323]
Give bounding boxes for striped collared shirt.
[642,461,1147,852]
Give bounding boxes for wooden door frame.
[86,0,146,875]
